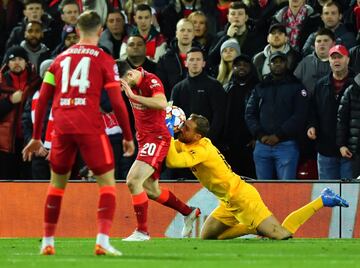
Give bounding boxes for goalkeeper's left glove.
[165,114,175,137]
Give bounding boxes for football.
[166,105,186,132]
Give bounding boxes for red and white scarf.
[102,112,122,136]
[283,5,307,51]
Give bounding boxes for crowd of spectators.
[1,0,360,181]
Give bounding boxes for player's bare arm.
[134,93,167,110]
[123,82,167,110]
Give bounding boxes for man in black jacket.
[307,45,355,180]
[171,47,226,147]
[5,0,60,51]
[223,54,258,178]
[245,51,309,180]
[166,47,226,180]
[207,1,266,70]
[157,18,198,100]
[337,73,360,178]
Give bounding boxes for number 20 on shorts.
[140,143,157,156]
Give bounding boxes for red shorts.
[136,134,170,179]
[50,133,114,175]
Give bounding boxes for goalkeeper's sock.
[97,186,116,235]
[44,185,64,237]
[217,224,257,239]
[155,188,192,216]
[132,191,149,233]
[282,197,323,234]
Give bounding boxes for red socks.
[44,185,117,237]
[97,186,116,235]
[44,185,64,237]
[155,188,192,216]
[131,191,149,233]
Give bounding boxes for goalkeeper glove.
[165,114,175,137]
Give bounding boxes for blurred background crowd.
[1,0,360,181]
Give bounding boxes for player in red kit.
[22,11,135,256]
[117,61,200,241]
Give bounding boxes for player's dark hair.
[77,10,102,33]
[24,0,44,8]
[189,114,210,137]
[116,60,133,77]
[59,0,80,12]
[135,4,152,14]
[315,28,336,42]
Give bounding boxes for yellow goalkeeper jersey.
[166,137,246,203]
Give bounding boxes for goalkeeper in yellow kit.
[166,114,349,239]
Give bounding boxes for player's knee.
[200,232,218,240]
[125,178,140,192]
[266,229,292,240]
[143,185,161,200]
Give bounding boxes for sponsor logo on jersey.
[150,78,161,89]
[60,97,87,106]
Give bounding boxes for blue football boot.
[321,187,349,208]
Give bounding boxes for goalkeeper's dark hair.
[116,60,133,77]
[189,114,209,137]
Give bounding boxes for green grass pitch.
[1,238,360,268]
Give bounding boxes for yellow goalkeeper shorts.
[210,182,272,229]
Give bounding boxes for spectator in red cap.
[307,44,356,180]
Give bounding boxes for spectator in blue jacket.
[245,51,309,180]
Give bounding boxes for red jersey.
[129,69,169,138]
[44,44,121,135]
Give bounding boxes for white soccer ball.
[166,105,186,132]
